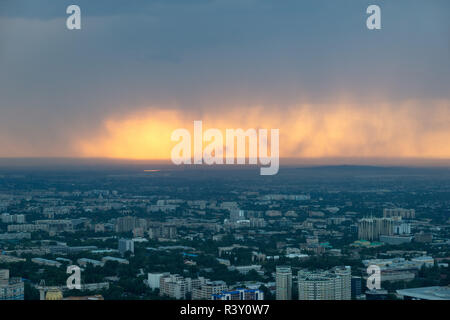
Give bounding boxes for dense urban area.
[1,164,450,300]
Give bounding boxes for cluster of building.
[212,288,264,300]
[275,266,351,300]
[1,213,26,224]
[0,269,24,300]
[0,171,449,302]
[356,208,423,246]
[146,272,264,300]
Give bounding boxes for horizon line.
[0,157,450,168]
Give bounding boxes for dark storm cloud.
[0,0,449,156]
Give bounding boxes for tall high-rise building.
[118,238,134,255]
[160,274,189,299]
[383,208,415,219]
[358,218,394,241]
[276,266,292,300]
[0,269,24,300]
[162,225,177,238]
[147,273,168,290]
[351,276,362,299]
[148,225,177,240]
[15,214,26,224]
[116,216,137,233]
[333,266,351,300]
[297,266,351,300]
[393,221,411,235]
[0,269,9,286]
[230,209,245,222]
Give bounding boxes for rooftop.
[397,286,450,300]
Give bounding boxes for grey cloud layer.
[0,0,449,156]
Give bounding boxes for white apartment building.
[276,266,292,300]
[298,266,351,300]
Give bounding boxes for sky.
[0,0,449,162]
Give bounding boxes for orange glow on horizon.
[77,100,450,161]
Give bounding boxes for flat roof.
[397,286,450,300]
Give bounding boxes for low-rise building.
[212,288,264,300]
